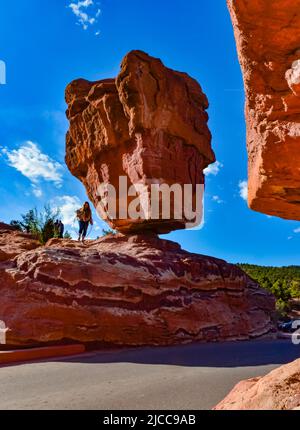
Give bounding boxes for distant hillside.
[237,264,300,315]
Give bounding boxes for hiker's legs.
[78,220,84,241]
[82,221,89,242]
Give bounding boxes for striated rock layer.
[214,358,300,410]
[0,223,40,262]
[0,224,275,346]
[227,0,300,220]
[65,50,215,234]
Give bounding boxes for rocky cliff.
[227,0,300,220]
[0,223,275,346]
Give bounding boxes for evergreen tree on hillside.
[238,263,300,315]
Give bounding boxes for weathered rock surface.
[65,50,215,234]
[214,358,300,410]
[227,0,300,220]
[0,223,40,262]
[0,225,275,346]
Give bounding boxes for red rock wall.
[0,225,275,346]
[227,0,300,220]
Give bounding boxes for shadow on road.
[60,339,300,368]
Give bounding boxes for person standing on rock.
[58,220,64,239]
[76,202,93,243]
[54,219,60,237]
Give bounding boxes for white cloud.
[51,195,81,227]
[294,227,300,233]
[204,161,223,176]
[238,180,248,201]
[68,0,101,32]
[212,195,224,204]
[32,185,43,198]
[2,141,63,188]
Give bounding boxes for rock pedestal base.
[0,225,275,346]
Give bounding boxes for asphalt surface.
[0,339,299,410]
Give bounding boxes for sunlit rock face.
[0,223,40,262]
[227,0,300,220]
[214,358,300,410]
[65,50,215,234]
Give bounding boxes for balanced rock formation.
[214,358,300,410]
[65,50,215,234]
[227,0,300,220]
[0,223,275,346]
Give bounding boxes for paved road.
[0,339,299,410]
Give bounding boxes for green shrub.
[10,205,60,245]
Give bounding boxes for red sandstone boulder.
[0,234,275,346]
[65,50,215,234]
[0,222,41,262]
[214,358,300,410]
[227,0,300,220]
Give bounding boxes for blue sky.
[0,0,299,266]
